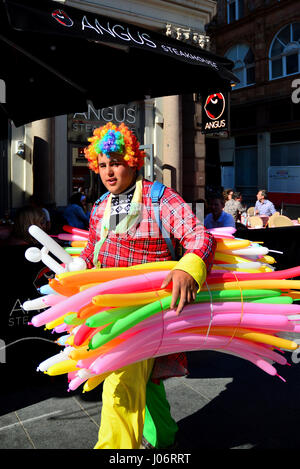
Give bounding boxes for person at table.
[224,191,246,223]
[223,188,234,203]
[255,190,276,217]
[63,192,90,230]
[204,193,235,229]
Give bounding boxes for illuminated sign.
[201,92,230,135]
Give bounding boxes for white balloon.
[22,297,47,311]
[37,347,74,372]
[25,247,42,263]
[67,257,87,272]
[28,225,73,265]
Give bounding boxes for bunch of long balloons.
[23,225,300,393]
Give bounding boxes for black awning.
[0,0,238,126]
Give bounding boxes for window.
[235,145,258,201]
[271,142,300,166]
[227,0,244,24]
[269,23,300,80]
[225,44,255,89]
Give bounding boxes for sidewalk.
[1,346,300,451]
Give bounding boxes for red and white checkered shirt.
[80,179,216,380]
[81,179,216,271]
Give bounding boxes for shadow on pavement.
[177,351,300,449]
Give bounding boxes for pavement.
[2,339,300,453]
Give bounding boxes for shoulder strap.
[150,181,176,261]
[91,191,110,218]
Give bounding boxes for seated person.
[224,191,246,223]
[63,192,90,230]
[255,190,276,217]
[204,193,235,229]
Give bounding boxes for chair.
[267,212,280,227]
[270,215,294,227]
[248,216,263,228]
[247,207,255,217]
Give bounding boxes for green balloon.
[64,312,84,326]
[89,296,172,350]
[86,305,141,328]
[65,247,83,255]
[249,296,293,304]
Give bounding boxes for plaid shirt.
[80,179,216,380]
[81,179,216,270]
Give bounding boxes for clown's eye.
[211,98,218,104]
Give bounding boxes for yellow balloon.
[216,239,251,251]
[214,252,262,264]
[82,372,112,393]
[55,261,176,292]
[45,312,75,330]
[202,279,300,292]
[212,266,265,273]
[45,359,79,376]
[93,289,171,307]
[260,255,276,264]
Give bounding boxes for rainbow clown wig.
[84,122,145,173]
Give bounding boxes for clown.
[81,122,216,449]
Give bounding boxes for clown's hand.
[161,269,198,316]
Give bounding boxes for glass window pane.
[238,0,244,19]
[229,2,236,23]
[271,38,284,57]
[271,142,300,166]
[278,25,291,46]
[286,53,299,75]
[233,67,244,87]
[246,66,255,84]
[244,47,254,64]
[292,23,300,42]
[272,58,283,78]
[235,147,257,186]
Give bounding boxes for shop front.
[66,101,152,202]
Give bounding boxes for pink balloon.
[68,376,86,391]
[53,324,69,333]
[207,265,300,284]
[31,271,170,327]
[42,294,67,306]
[62,225,89,238]
[88,331,285,378]
[57,234,88,242]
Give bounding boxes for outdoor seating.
[247,207,255,216]
[269,215,294,227]
[267,212,280,227]
[248,216,263,228]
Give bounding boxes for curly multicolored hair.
[84,122,145,173]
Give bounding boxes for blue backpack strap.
[91,191,110,218]
[151,181,176,261]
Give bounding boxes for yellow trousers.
[94,359,155,449]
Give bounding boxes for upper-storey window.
[225,44,255,89]
[227,0,244,24]
[269,23,300,79]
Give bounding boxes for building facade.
[2,0,217,221]
[207,0,300,213]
